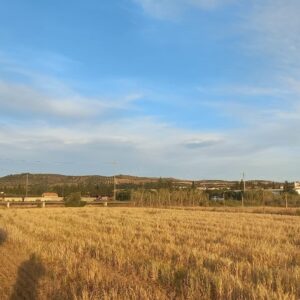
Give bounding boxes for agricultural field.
[0,207,299,299]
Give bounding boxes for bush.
[64,192,86,207]
[117,190,131,201]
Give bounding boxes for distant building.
[265,189,284,195]
[210,195,225,201]
[196,187,206,191]
[42,192,59,198]
[294,182,300,194]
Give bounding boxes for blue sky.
[0,0,300,180]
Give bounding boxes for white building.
[294,182,300,194]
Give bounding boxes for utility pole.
[285,193,288,209]
[113,174,116,202]
[241,172,246,207]
[25,173,29,200]
[262,189,265,213]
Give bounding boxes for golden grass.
[171,206,300,216]
[0,207,299,299]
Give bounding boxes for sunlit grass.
[0,207,299,299]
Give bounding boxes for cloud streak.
[133,0,235,19]
[0,79,143,120]
[245,0,300,72]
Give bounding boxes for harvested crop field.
[0,207,299,299]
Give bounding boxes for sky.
[0,0,300,180]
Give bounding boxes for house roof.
[42,192,58,197]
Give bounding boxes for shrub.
[117,190,131,201]
[64,192,86,207]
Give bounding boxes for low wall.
[2,197,63,202]
[81,197,97,202]
[1,197,97,202]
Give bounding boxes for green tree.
[64,192,86,207]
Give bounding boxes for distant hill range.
[0,173,169,188]
[0,173,112,188]
[0,173,284,191]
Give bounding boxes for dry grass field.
[0,207,299,300]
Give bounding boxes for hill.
[0,173,284,197]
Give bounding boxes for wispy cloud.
[245,0,300,72]
[197,84,290,97]
[0,53,144,121]
[133,0,235,19]
[0,80,143,120]
[183,138,222,149]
